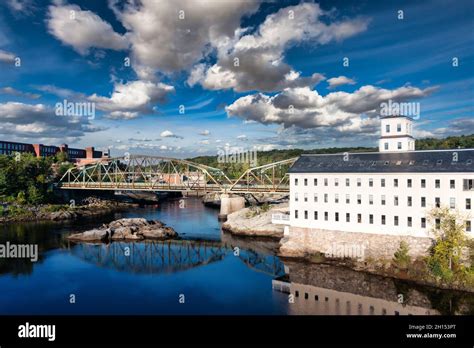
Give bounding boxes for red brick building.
[0,140,108,163]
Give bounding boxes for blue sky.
[0,0,473,157]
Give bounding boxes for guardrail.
[271,213,290,224]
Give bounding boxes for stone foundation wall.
[280,226,434,260]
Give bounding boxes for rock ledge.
[68,218,178,242]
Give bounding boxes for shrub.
[393,241,411,269]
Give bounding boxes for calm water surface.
[0,198,471,315]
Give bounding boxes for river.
[0,197,472,315]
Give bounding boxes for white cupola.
[379,116,416,152]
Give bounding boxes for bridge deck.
[60,182,289,193]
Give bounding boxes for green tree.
[427,207,471,282]
[393,241,411,269]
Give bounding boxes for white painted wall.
[289,172,474,238]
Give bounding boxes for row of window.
[294,177,474,190]
[385,123,409,134]
[383,141,413,151]
[294,290,404,315]
[0,143,30,151]
[293,210,472,232]
[294,193,472,210]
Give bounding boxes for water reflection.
[273,260,474,315]
[67,237,285,277]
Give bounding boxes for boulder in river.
[67,218,178,242]
[68,228,110,242]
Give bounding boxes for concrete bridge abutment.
[218,194,245,221]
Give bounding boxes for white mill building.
[279,115,474,259]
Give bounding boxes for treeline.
[189,134,474,173]
[416,134,474,150]
[0,152,72,205]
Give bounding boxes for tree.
[427,207,471,282]
[393,241,411,269]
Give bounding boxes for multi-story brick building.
[0,140,107,163]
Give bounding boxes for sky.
[0,0,473,158]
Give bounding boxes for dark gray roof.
[288,149,474,173]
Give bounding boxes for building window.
[295,210,298,219]
[463,179,474,191]
[304,178,308,186]
[381,195,386,205]
[386,124,390,133]
[295,193,298,202]
[421,197,426,207]
[467,221,472,232]
[397,142,402,150]
[314,193,318,202]
[467,198,471,210]
[407,217,412,227]
[346,213,350,222]
[407,179,412,188]
[357,194,361,204]
[369,214,374,224]
[357,178,361,187]
[397,123,401,132]
[335,212,339,222]
[324,194,328,203]
[324,212,328,221]
[450,198,456,209]
[335,194,339,203]
[304,193,308,202]
[314,211,318,220]
[314,178,318,186]
[346,194,350,204]
[435,197,441,208]
[450,180,455,189]
[435,179,440,188]
[335,178,339,186]
[435,218,441,230]
[304,210,308,219]
[381,178,385,187]
[346,178,350,187]
[394,196,399,206]
[421,179,426,188]
[421,218,426,228]
[369,178,373,187]
[324,178,328,186]
[357,214,362,223]
[384,142,389,150]
[407,196,412,207]
[394,216,399,226]
[381,215,386,225]
[369,195,373,205]
[394,179,398,187]
[295,178,298,186]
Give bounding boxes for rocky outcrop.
[222,203,288,238]
[68,218,178,242]
[0,198,134,223]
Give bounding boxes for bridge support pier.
[218,194,245,221]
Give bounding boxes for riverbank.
[221,203,288,238]
[0,198,136,223]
